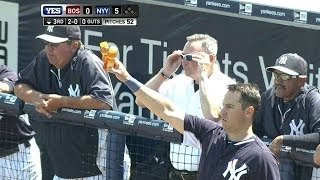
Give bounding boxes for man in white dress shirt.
[136,34,235,179]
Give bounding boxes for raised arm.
[135,50,183,107]
[135,72,167,108]
[111,59,185,133]
[135,85,185,133]
[197,63,221,121]
[191,52,221,121]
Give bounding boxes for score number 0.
[83,6,93,15]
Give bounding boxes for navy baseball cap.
[36,25,81,43]
[266,53,307,76]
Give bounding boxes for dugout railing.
[0,92,319,179]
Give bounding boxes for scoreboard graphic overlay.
[41,4,139,26]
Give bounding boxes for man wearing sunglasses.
[14,26,130,180]
[253,53,320,180]
[136,34,234,179]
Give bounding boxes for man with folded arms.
[15,25,130,179]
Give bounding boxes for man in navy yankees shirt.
[253,53,320,180]
[14,25,130,179]
[107,53,280,180]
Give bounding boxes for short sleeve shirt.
[184,114,280,180]
[159,71,235,171]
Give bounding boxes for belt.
[0,140,31,158]
[169,168,197,180]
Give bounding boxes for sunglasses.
[272,72,299,81]
[44,41,69,47]
[180,54,193,61]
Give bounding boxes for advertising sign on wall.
[14,1,320,118]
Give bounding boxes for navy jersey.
[254,84,320,138]
[184,114,280,180]
[253,84,320,179]
[17,48,113,106]
[16,47,114,178]
[0,65,34,150]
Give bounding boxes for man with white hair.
[136,34,235,179]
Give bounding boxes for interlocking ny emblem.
[68,84,80,97]
[278,56,288,65]
[289,119,305,135]
[47,26,54,32]
[223,159,248,180]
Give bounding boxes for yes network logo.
[42,6,63,15]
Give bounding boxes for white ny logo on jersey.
[47,26,54,32]
[68,84,80,97]
[223,159,248,180]
[278,56,288,65]
[289,119,305,135]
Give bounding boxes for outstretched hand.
[107,59,131,82]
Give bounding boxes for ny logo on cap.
[278,56,288,65]
[47,26,54,33]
